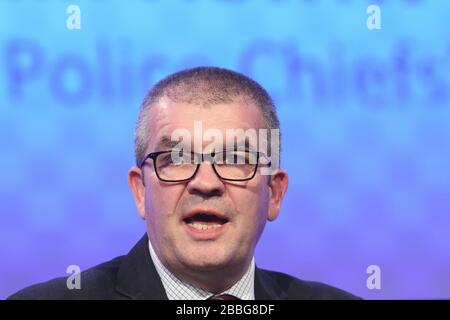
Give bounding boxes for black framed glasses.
[139,149,271,182]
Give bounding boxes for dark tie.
[207,294,241,300]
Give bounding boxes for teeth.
[189,223,222,231]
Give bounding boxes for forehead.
[148,98,265,150]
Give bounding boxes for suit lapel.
[115,234,168,300]
[115,234,287,300]
[254,266,288,300]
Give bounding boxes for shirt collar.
[148,240,255,300]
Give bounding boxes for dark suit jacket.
[8,234,360,300]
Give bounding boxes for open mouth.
[183,212,229,231]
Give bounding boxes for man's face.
[129,99,288,276]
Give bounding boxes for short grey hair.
[134,66,280,167]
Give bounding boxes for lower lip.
[183,222,229,239]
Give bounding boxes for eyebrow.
[228,137,258,151]
[155,135,188,151]
[155,135,259,152]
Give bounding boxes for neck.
[148,240,254,293]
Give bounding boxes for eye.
[224,151,255,164]
[178,153,192,164]
[158,154,174,166]
[170,152,197,165]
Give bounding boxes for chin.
[182,251,233,271]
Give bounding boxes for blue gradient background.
[1,0,449,299]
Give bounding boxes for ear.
[267,168,289,222]
[128,166,146,220]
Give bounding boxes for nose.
[186,161,225,197]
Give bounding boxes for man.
[9,67,359,300]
